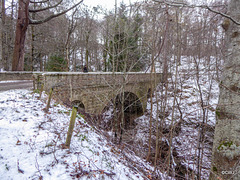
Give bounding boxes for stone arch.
[147,88,152,98]
[109,91,144,129]
[115,91,143,115]
[71,100,85,110]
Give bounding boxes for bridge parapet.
[40,72,161,87]
[0,71,36,81]
[34,72,162,114]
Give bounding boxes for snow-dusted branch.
[29,0,83,25]
[30,0,49,3]
[152,0,240,25]
[204,5,240,25]
[29,0,63,13]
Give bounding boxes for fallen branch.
[35,155,43,180]
[70,169,116,178]
[17,159,24,174]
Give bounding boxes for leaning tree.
[12,0,83,71]
[210,0,240,179]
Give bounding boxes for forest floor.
[0,56,220,179]
[100,56,220,179]
[0,88,155,180]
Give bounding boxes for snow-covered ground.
[171,57,219,177]
[0,89,150,180]
[0,80,32,83]
[0,55,221,179]
[130,56,220,178]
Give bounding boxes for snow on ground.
[164,56,219,178]
[0,80,30,84]
[0,89,147,180]
[136,56,220,178]
[0,80,32,84]
[0,55,221,179]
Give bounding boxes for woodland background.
[0,0,232,179]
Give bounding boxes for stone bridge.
[35,72,162,115]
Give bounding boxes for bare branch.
[30,0,49,3]
[204,5,240,25]
[152,0,189,7]
[29,0,63,13]
[153,0,240,25]
[23,0,30,31]
[29,0,83,25]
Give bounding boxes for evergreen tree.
[108,4,144,72]
[46,55,68,72]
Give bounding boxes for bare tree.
[1,0,10,71]
[64,8,78,71]
[12,0,83,71]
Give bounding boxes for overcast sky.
[83,0,141,10]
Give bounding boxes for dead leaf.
[16,140,21,145]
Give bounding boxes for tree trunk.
[162,9,170,83]
[103,39,108,72]
[1,0,8,70]
[30,1,36,71]
[85,33,89,69]
[210,1,240,179]
[12,0,30,71]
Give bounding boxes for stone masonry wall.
[0,71,35,81]
[37,72,162,114]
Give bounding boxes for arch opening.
[147,88,152,98]
[114,92,143,129]
[99,92,144,131]
[115,92,143,115]
[71,100,85,110]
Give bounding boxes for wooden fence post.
[65,105,78,148]
[45,87,53,112]
[39,84,44,99]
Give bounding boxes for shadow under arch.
[115,91,144,116]
[71,100,85,110]
[89,91,145,131]
[112,91,144,129]
[147,88,152,98]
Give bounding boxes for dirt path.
[0,80,33,91]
